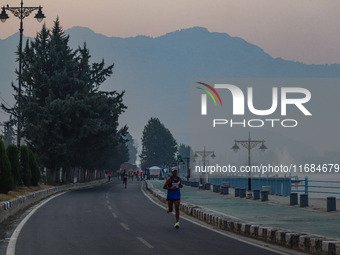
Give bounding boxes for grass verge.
[0,185,53,202]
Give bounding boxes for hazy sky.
[1,0,340,65]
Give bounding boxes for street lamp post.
[0,1,45,148]
[176,159,184,177]
[232,132,267,194]
[194,146,215,185]
[182,157,192,181]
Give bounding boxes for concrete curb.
[144,180,340,255]
[0,179,107,224]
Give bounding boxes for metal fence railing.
[292,177,340,195]
[207,176,340,197]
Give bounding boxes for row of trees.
[0,138,40,193]
[1,18,186,188]
[2,19,129,185]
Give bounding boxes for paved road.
[11,180,291,255]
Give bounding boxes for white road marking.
[120,222,129,230]
[136,237,154,249]
[6,192,67,255]
[140,184,289,255]
[106,199,117,218]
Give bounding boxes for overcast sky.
[0,0,339,65]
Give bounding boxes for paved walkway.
[149,180,340,240]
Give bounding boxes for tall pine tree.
[140,118,177,167]
[7,144,21,187]
[125,131,137,165]
[28,149,41,186]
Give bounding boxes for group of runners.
[118,169,144,188]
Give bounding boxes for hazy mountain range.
[1,26,340,159]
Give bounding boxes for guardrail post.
[327,197,336,212]
[253,190,260,200]
[239,188,246,198]
[300,194,309,207]
[261,191,268,201]
[220,186,229,195]
[235,188,240,197]
[290,193,298,205]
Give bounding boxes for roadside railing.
[208,176,340,197]
[291,177,340,195]
[191,175,340,197]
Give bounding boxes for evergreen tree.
[20,145,30,187]
[109,129,130,171]
[140,118,177,167]
[3,19,127,183]
[0,138,13,193]
[6,144,21,187]
[29,149,41,186]
[178,144,192,157]
[125,132,137,164]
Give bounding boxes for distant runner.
[123,170,128,189]
[163,167,183,228]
